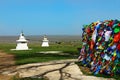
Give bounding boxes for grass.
[0,42,81,80]
[0,42,81,65]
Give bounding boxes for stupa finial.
[21,30,24,36]
[44,35,46,38]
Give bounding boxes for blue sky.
[0,0,120,35]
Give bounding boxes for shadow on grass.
[14,52,77,65]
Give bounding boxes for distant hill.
[0,35,82,43]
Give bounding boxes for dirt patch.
[79,66,92,75]
[0,74,13,80]
[0,51,16,80]
[0,51,15,64]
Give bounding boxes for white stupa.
[15,32,29,50]
[41,35,49,47]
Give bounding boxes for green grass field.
[0,42,81,80]
[0,42,81,65]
